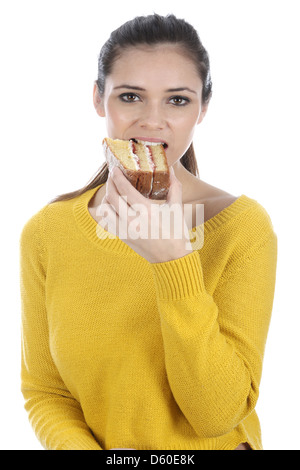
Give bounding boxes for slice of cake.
[102,137,170,200]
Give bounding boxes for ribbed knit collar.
[73,184,254,255]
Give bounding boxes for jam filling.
[130,139,157,198]
[131,141,136,155]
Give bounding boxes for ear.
[93,82,106,117]
[197,102,209,125]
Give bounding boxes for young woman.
[20,14,277,450]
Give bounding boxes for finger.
[99,194,118,219]
[166,166,182,206]
[95,194,119,236]
[111,166,148,209]
[106,175,129,216]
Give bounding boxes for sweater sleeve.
[150,230,277,439]
[19,208,102,450]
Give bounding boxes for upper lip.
[131,137,168,146]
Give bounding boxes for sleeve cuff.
[150,250,206,300]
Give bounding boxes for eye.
[169,96,190,106]
[119,93,140,103]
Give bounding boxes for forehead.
[107,44,202,89]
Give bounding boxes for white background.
[1,0,299,450]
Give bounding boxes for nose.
[138,102,166,130]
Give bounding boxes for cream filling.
[143,145,154,195]
[144,145,155,172]
[129,140,141,170]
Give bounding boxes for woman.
[20,13,277,450]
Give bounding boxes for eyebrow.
[113,84,197,94]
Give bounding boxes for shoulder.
[216,191,277,258]
[193,179,274,230]
[19,206,50,270]
[195,179,276,240]
[20,196,74,246]
[20,205,48,245]
[204,194,239,223]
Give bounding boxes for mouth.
[130,138,168,149]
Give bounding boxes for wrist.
[150,245,193,264]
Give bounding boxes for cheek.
[173,114,198,143]
[106,103,134,131]
[169,112,199,159]
[171,106,200,129]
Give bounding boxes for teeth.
[135,139,166,147]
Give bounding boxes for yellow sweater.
[19,184,277,450]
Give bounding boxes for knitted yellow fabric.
[19,184,277,450]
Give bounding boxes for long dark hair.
[49,13,212,204]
